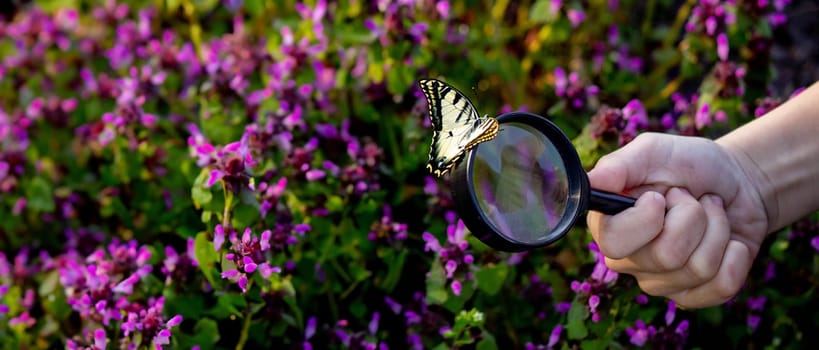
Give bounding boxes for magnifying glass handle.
[589,189,637,215]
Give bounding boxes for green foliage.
[0,0,815,349]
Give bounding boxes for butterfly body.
[419,78,499,177]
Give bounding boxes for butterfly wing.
[419,78,499,177]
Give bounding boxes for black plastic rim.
[451,112,590,252]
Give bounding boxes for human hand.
[586,133,770,308]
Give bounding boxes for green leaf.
[24,177,54,212]
[211,293,247,318]
[244,0,266,18]
[192,169,214,209]
[326,195,344,213]
[193,318,221,346]
[476,333,498,350]
[443,282,474,313]
[33,0,79,12]
[386,64,413,95]
[426,261,448,305]
[194,231,218,287]
[530,0,558,24]
[380,250,407,292]
[566,302,589,340]
[476,263,508,296]
[232,202,261,229]
[580,338,611,350]
[165,291,206,320]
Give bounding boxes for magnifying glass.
[450,111,636,252]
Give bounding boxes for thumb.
[588,133,666,194]
[587,153,633,194]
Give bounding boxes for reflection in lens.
[471,122,569,244]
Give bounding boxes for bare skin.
[587,81,819,309]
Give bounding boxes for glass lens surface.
[471,122,569,244]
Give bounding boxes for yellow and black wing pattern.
[418,78,499,177]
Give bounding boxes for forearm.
[717,81,819,233]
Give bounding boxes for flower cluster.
[625,301,689,347]
[385,292,451,349]
[570,242,618,323]
[0,249,38,327]
[215,225,283,293]
[521,274,557,321]
[368,205,409,247]
[43,236,185,349]
[524,325,563,350]
[589,99,648,145]
[313,120,384,197]
[331,312,388,350]
[740,0,793,27]
[553,67,599,111]
[754,86,805,117]
[190,126,258,194]
[422,212,475,296]
[686,0,736,37]
[161,238,199,287]
[58,239,152,325]
[745,296,767,332]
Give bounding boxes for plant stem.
[235,305,253,350]
[640,0,657,40]
[223,188,234,228]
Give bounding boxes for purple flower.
[665,300,677,325]
[369,206,409,244]
[716,32,729,61]
[695,103,711,129]
[548,325,563,348]
[686,1,735,37]
[747,296,767,311]
[553,67,598,110]
[811,236,819,252]
[635,294,649,304]
[451,280,462,295]
[567,9,586,28]
[626,320,651,346]
[422,214,475,296]
[555,301,571,314]
[214,224,226,251]
[193,130,258,193]
[747,314,761,332]
[436,1,451,18]
[94,329,108,350]
[305,169,326,181]
[219,227,282,293]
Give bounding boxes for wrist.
[716,139,779,233]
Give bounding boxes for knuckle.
[651,245,686,271]
[632,132,663,149]
[713,274,744,301]
[686,256,719,282]
[636,279,668,297]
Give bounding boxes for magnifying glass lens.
[471,122,570,244]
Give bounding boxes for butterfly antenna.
[470,85,491,120]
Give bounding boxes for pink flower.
[567,9,586,28]
[214,224,225,251]
[451,280,462,296]
[716,32,729,61]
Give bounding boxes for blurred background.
[1,0,818,349]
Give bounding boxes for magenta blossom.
[219,227,283,293]
[422,212,474,295]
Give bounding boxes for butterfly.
[419,78,499,177]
